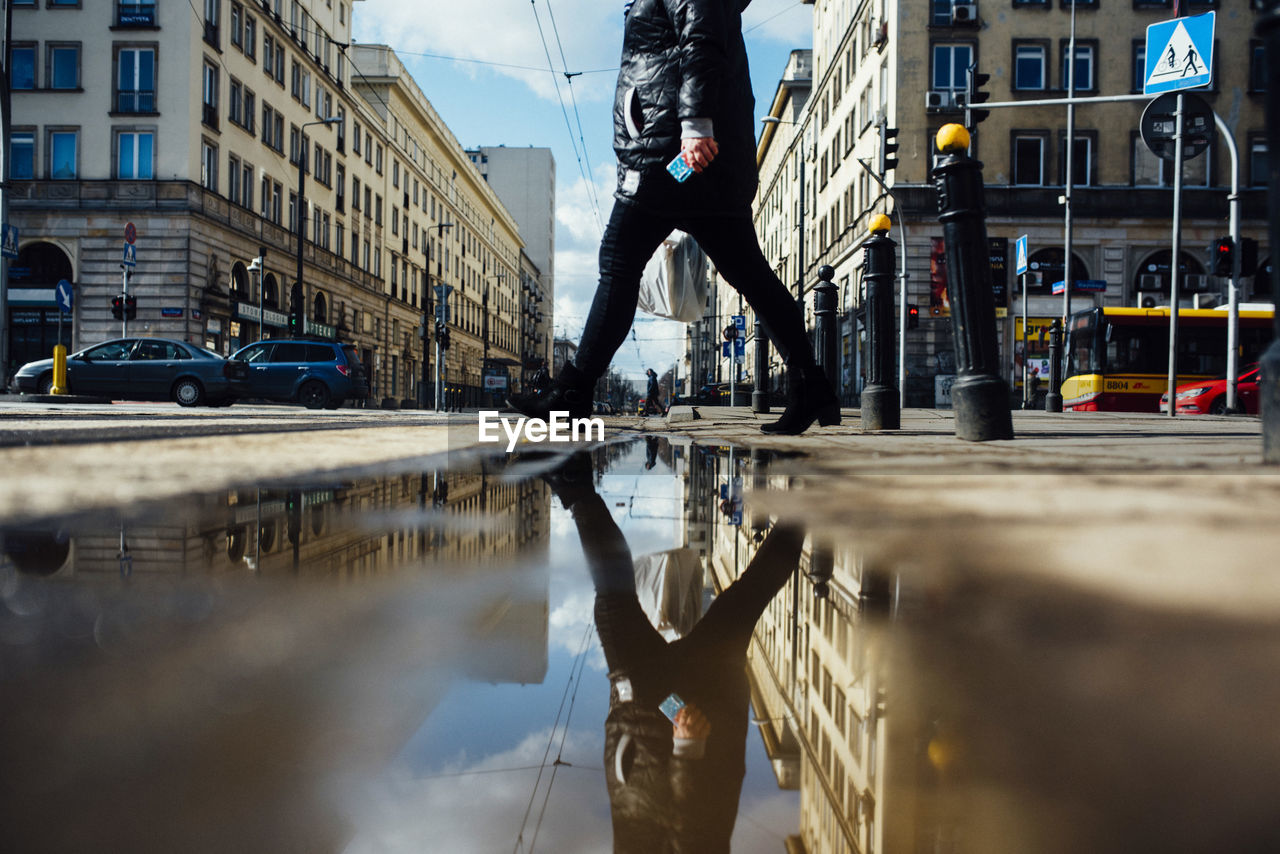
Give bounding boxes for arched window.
[261,273,279,308]
[1133,250,1206,298]
[230,262,249,299]
[11,242,73,288]
[313,291,327,324]
[1025,248,1090,296]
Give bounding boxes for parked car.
[229,339,369,409]
[12,337,245,406]
[1160,364,1261,415]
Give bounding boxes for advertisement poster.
[1013,317,1058,387]
[930,237,949,317]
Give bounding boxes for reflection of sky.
[343,442,797,852]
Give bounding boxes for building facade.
[4,0,528,407]
[748,0,1270,407]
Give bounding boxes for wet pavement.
[2,432,1279,853]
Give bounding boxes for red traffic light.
[907,304,920,329]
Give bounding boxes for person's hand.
[673,704,711,739]
[681,137,719,173]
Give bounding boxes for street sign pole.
[1167,92,1185,418]
[1213,112,1242,413]
[121,257,129,338]
[1021,272,1029,407]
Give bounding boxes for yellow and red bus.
[1061,306,1276,412]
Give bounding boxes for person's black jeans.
[574,200,817,383]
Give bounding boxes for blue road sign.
[1,224,18,259]
[733,338,745,357]
[722,341,731,358]
[1015,235,1029,276]
[122,243,137,267]
[732,314,746,331]
[1144,12,1214,95]
[55,279,73,313]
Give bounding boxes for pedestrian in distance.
[509,0,839,435]
[645,368,664,415]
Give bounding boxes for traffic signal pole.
[1212,113,1242,413]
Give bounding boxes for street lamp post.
[295,117,342,337]
[248,247,265,342]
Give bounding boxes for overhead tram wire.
[529,0,606,234]
[543,0,607,235]
[512,620,597,854]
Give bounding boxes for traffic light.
[963,67,991,129]
[111,295,124,320]
[877,120,900,176]
[288,313,300,335]
[124,294,137,320]
[907,304,920,329]
[1209,236,1233,276]
[440,327,451,350]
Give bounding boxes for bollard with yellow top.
[861,214,900,430]
[50,345,68,395]
[931,124,1014,441]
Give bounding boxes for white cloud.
[352,0,622,103]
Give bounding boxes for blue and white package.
[659,692,686,722]
[666,154,694,183]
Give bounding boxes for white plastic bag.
[637,231,708,323]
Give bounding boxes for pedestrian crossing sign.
[1015,235,1029,276]
[1144,12,1214,95]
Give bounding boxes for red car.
[1160,364,1261,415]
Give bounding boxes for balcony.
[202,103,219,130]
[116,89,156,114]
[203,21,219,48]
[116,3,157,27]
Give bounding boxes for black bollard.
[814,265,840,396]
[861,215,901,431]
[1256,0,1280,462]
[931,125,1015,441]
[752,318,771,414]
[1045,319,1064,412]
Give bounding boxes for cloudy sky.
[352,0,813,383]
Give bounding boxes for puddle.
[1,437,1277,853]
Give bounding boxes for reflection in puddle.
[2,438,1277,853]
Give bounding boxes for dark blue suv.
[230,339,369,409]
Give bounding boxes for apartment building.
[4,0,528,407]
[467,144,557,374]
[750,0,1269,406]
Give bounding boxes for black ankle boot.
[507,363,593,421]
[761,365,841,435]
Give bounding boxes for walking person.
[644,368,664,415]
[510,0,839,435]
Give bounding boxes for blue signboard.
[122,243,137,267]
[1052,279,1107,294]
[55,279,73,313]
[732,314,746,331]
[1015,235,1029,277]
[1144,12,1215,95]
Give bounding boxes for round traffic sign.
[125,222,137,244]
[1140,92,1213,163]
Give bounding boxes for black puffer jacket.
[613,0,758,215]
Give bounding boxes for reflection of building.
[741,1,1271,407]
[3,1,528,408]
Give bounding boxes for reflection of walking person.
[1182,46,1200,77]
[508,0,838,435]
[546,452,803,852]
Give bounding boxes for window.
[11,45,35,90]
[353,121,361,155]
[335,221,345,257]
[228,154,241,202]
[1249,134,1268,188]
[263,34,284,84]
[1014,43,1046,91]
[229,78,243,125]
[288,190,298,233]
[375,194,383,226]
[261,103,283,151]
[11,130,34,180]
[932,43,972,91]
[48,44,80,90]
[48,130,78,179]
[244,15,257,61]
[201,140,218,190]
[1128,41,1145,94]
[202,61,219,128]
[1013,135,1045,185]
[1132,134,1211,187]
[117,130,154,179]
[230,3,242,49]
[116,47,156,112]
[240,159,254,209]
[336,163,345,211]
[352,176,361,210]
[376,143,383,173]
[1060,42,1096,92]
[204,0,220,47]
[1250,41,1267,93]
[1058,132,1095,187]
[336,106,346,152]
